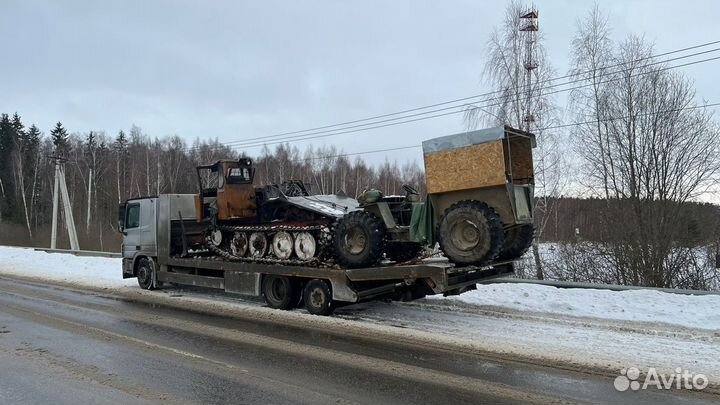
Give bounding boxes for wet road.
[0,276,715,405]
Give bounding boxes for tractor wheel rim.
[345,227,367,255]
[450,218,481,251]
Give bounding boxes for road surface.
[0,275,714,405]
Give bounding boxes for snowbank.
[428,283,720,331]
[0,246,134,288]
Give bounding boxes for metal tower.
[519,7,539,132]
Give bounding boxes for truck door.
[121,199,157,261]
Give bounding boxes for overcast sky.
[2,0,720,168]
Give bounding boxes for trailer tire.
[303,279,334,316]
[262,275,297,310]
[437,200,504,266]
[136,257,156,290]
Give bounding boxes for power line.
[280,101,720,163]
[189,39,720,151]
[217,55,720,151]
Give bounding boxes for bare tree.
[570,10,720,287]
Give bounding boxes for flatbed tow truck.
[120,194,515,315]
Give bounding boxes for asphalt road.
[0,276,715,405]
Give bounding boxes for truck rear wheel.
[333,211,385,268]
[262,275,298,310]
[136,257,156,290]
[303,279,334,316]
[437,200,504,266]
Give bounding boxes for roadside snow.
[427,283,720,331]
[0,246,134,288]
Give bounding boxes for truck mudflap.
[122,258,135,279]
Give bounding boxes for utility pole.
[49,156,79,250]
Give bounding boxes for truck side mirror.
[118,203,126,233]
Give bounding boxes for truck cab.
[118,197,158,281]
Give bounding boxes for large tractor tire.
[497,224,535,261]
[437,200,504,266]
[333,211,385,268]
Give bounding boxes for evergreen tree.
[0,113,16,218]
[50,121,69,156]
[10,113,24,138]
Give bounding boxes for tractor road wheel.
[136,257,156,290]
[333,211,385,268]
[262,275,298,310]
[303,279,334,316]
[497,224,535,261]
[438,200,504,266]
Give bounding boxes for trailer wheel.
[303,279,334,316]
[136,257,156,290]
[262,275,297,310]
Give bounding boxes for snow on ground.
[0,246,134,288]
[0,245,719,384]
[427,283,720,331]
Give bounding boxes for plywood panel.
[424,141,506,194]
[504,137,534,183]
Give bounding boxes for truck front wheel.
[303,279,334,316]
[136,257,156,290]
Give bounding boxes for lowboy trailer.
[120,194,516,315]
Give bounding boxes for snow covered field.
[0,246,719,386]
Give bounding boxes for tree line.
[0,115,424,250]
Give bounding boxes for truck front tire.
[136,257,156,290]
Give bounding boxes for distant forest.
[0,113,426,250]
